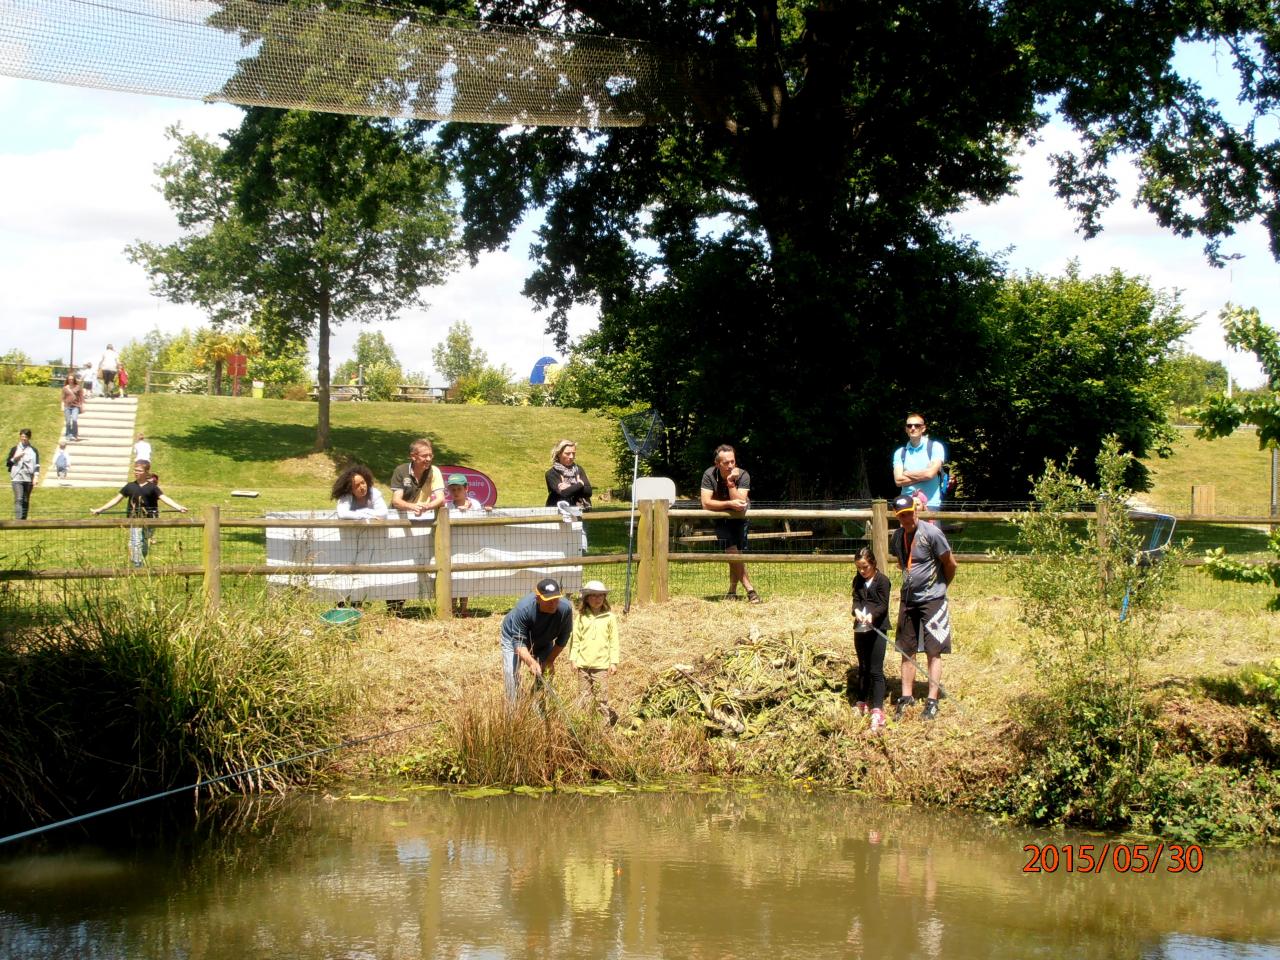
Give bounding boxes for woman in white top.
[331,463,388,521]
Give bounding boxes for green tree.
[1164,350,1229,412]
[431,320,487,387]
[335,330,404,399]
[128,113,457,450]
[1193,304,1280,606]
[415,0,1280,496]
[951,266,1190,498]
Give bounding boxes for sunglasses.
[905,422,925,429]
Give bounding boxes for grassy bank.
[328,564,1278,845]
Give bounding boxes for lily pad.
[454,786,510,799]
[345,794,408,803]
[513,785,553,796]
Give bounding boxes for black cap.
[892,495,917,515]
[535,577,563,600]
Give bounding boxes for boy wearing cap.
[446,473,485,514]
[889,495,957,721]
[446,474,484,616]
[499,578,573,702]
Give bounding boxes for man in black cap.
[499,577,573,702]
[889,494,956,721]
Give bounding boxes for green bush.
[18,365,53,387]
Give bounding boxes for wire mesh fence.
[2,500,1277,615]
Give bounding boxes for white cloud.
[0,80,591,379]
[949,122,1278,387]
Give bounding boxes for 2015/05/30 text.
[1023,843,1204,874]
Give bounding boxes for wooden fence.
[3,503,1278,616]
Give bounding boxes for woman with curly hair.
[331,463,388,521]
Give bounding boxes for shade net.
[0,0,701,127]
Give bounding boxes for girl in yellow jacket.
[570,580,620,725]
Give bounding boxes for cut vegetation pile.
[634,628,849,738]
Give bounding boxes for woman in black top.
[545,439,592,509]
[91,459,187,566]
[852,547,892,733]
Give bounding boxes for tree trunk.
[212,360,223,396]
[315,285,331,451]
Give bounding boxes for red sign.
[58,316,87,330]
[227,353,248,378]
[437,465,498,508]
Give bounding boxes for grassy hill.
[0,386,617,516]
[1,385,1275,518]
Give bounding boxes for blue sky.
[0,51,1275,387]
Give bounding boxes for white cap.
[580,580,609,594]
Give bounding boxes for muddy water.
[1,786,1277,959]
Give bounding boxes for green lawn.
[1143,424,1274,516]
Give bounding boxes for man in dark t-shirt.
[700,444,759,603]
[499,577,573,702]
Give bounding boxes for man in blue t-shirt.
[892,411,946,509]
[499,577,573,702]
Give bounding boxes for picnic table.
[393,384,448,402]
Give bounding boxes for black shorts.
[896,596,952,656]
[101,370,116,385]
[713,518,749,552]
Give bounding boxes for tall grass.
[424,687,638,786]
[0,581,351,832]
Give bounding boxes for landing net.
[0,0,698,127]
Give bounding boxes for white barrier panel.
[266,508,584,601]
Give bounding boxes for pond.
[1,785,1277,959]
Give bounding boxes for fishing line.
[0,718,436,847]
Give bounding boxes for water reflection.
[1,787,1277,959]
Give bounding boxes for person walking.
[498,578,572,703]
[90,459,188,566]
[851,547,892,734]
[54,439,70,480]
[132,433,152,465]
[569,580,621,724]
[98,344,120,398]
[6,428,39,519]
[700,444,760,603]
[889,495,957,721]
[60,373,83,441]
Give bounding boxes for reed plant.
[432,684,637,786]
[0,580,351,831]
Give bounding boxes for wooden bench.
[393,384,447,403]
[309,384,365,402]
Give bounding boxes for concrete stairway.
[44,396,138,488]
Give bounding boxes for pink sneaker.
[854,701,868,716]
[869,709,885,734]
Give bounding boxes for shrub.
[18,365,53,387]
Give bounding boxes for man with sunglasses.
[893,412,946,509]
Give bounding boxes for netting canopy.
[0,0,699,127]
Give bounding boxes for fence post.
[434,506,453,620]
[202,504,221,613]
[635,499,655,606]
[871,499,889,573]
[652,499,670,604]
[144,367,152,394]
[1190,484,1216,517]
